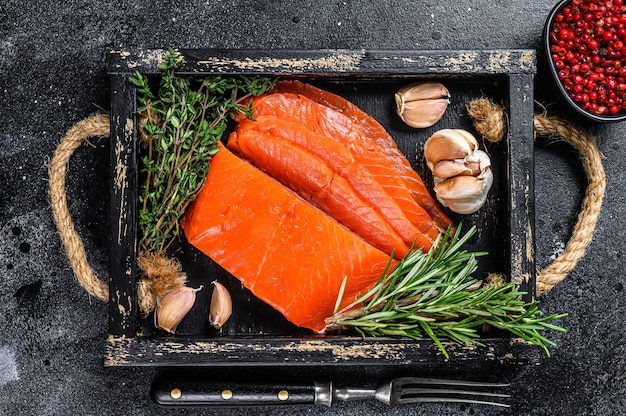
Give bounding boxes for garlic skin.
[209,281,232,329]
[424,129,493,214]
[395,82,450,128]
[155,286,202,334]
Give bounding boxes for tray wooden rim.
[106,48,537,366]
[105,335,540,367]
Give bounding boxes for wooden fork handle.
[151,375,333,407]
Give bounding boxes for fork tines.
[394,377,511,408]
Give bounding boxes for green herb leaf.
[134,48,276,254]
[325,224,567,358]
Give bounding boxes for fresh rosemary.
[129,49,275,254]
[325,224,567,358]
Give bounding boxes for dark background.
[1,1,625,415]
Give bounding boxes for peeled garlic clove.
[209,281,232,329]
[424,129,478,170]
[395,82,450,128]
[155,286,202,334]
[434,168,493,214]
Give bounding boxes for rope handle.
[49,109,605,300]
[49,114,110,301]
[467,99,606,295]
[532,114,606,295]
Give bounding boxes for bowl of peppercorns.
[545,0,626,122]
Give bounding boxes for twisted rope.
[48,114,110,301]
[467,98,507,143]
[469,100,605,295]
[532,114,605,295]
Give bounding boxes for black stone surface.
[1,1,625,415]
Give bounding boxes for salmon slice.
[271,80,454,232]
[181,143,395,332]
[246,92,440,241]
[237,116,434,252]
[228,127,410,258]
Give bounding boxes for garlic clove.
[396,82,450,103]
[424,129,478,171]
[435,175,487,199]
[434,168,493,214]
[463,160,483,176]
[455,129,480,147]
[155,286,202,334]
[395,82,450,128]
[432,159,476,179]
[470,149,492,172]
[397,98,450,128]
[432,151,487,179]
[209,281,232,329]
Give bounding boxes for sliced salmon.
[228,127,410,258]
[246,92,440,241]
[181,143,395,332]
[236,116,434,252]
[271,80,454,232]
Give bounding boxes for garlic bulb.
[155,285,202,333]
[209,281,232,329]
[424,129,493,214]
[395,82,450,128]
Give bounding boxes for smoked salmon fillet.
[181,143,395,332]
[271,80,454,232]
[228,127,411,258]
[234,116,434,254]
[244,92,441,241]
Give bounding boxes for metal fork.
[151,375,511,408]
[330,377,511,408]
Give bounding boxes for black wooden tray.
[105,48,537,367]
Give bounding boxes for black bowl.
[543,0,626,123]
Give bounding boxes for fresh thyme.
[325,224,567,359]
[129,49,275,254]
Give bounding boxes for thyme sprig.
[129,49,275,254]
[326,224,567,359]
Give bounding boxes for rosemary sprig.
[128,49,275,254]
[325,224,567,359]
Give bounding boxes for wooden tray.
[105,48,537,367]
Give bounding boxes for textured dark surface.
[1,1,625,415]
